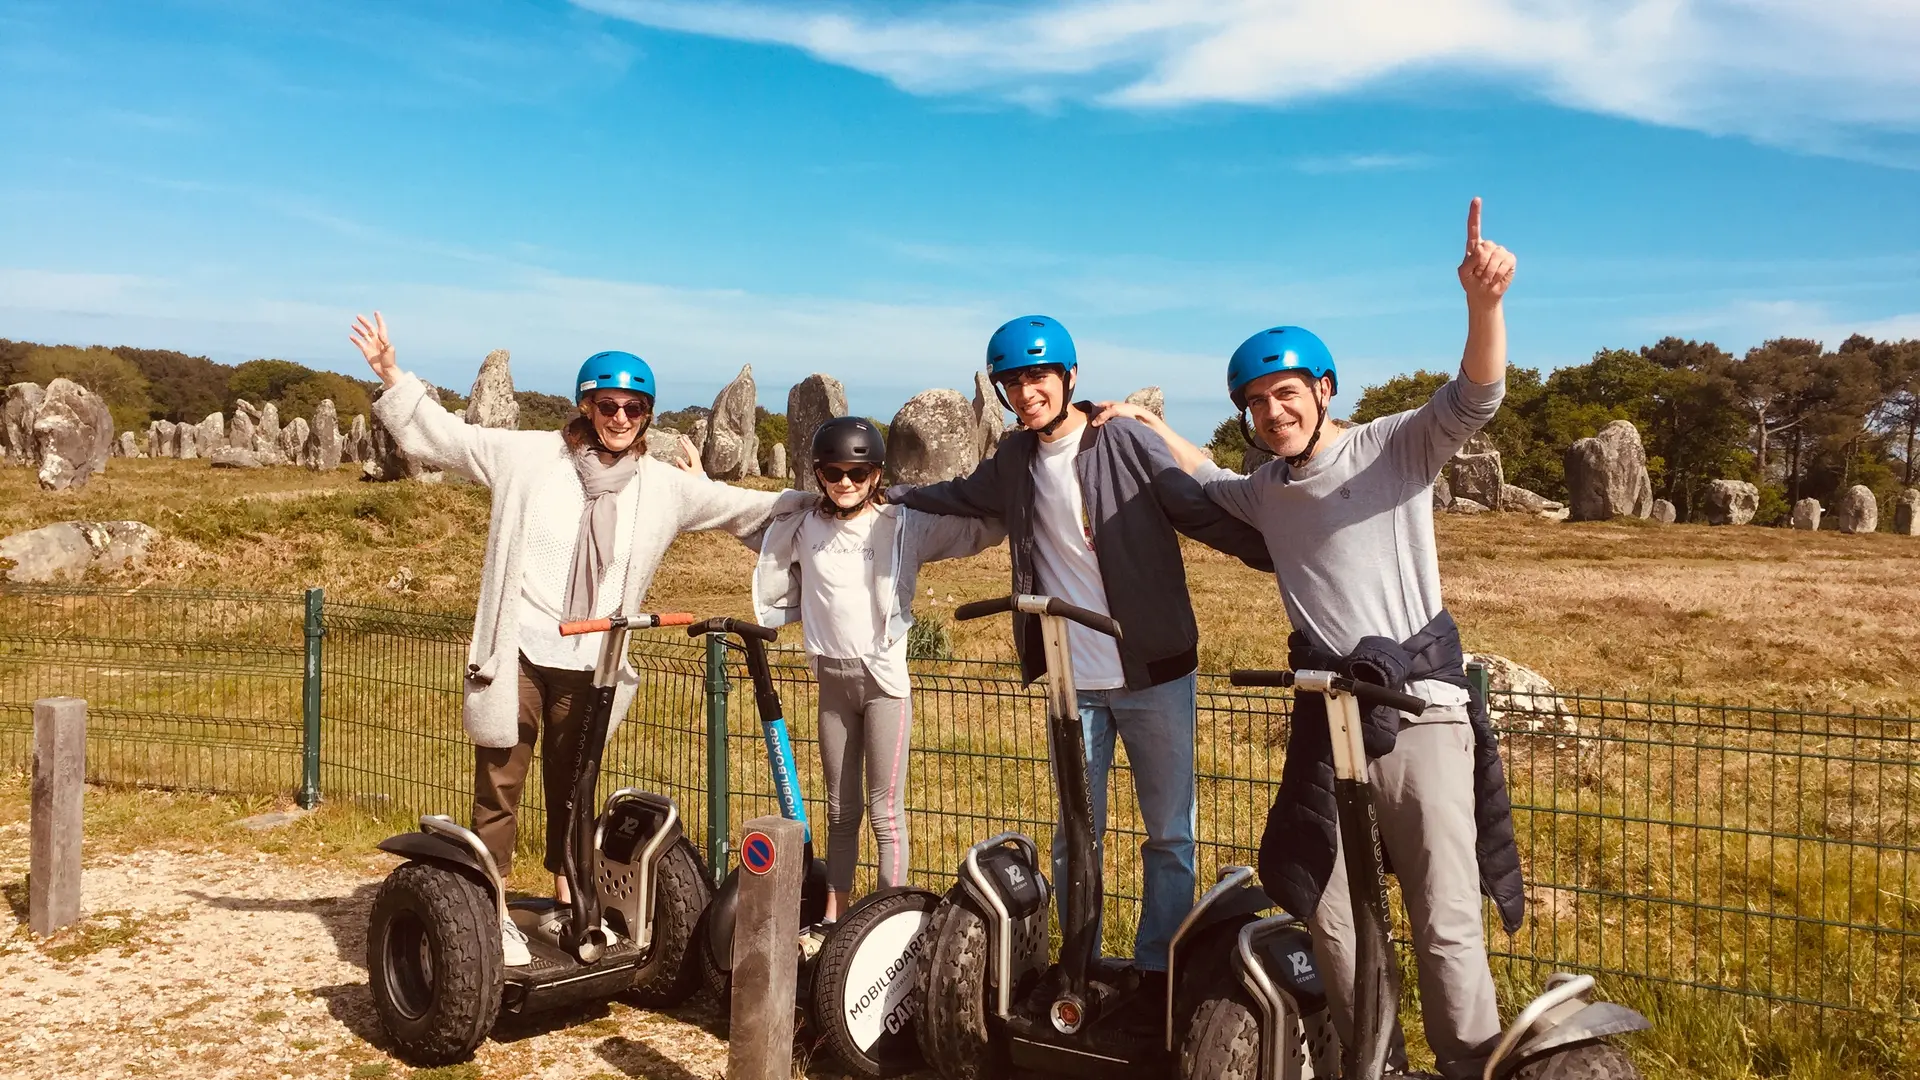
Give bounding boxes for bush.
[906,614,953,661]
[1754,483,1790,527]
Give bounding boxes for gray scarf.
[566,448,641,619]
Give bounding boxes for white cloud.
[576,0,1920,159]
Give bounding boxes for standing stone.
[1500,484,1554,515]
[644,428,688,466]
[1449,450,1505,511]
[1650,499,1677,524]
[464,349,519,429]
[1836,485,1878,534]
[177,423,200,460]
[787,374,849,494]
[311,399,342,470]
[280,416,312,468]
[150,420,177,459]
[767,442,789,479]
[1432,473,1453,510]
[1564,420,1653,521]
[886,389,978,486]
[687,418,710,462]
[209,447,262,469]
[0,520,157,582]
[32,379,114,492]
[345,411,366,463]
[1895,489,1920,537]
[256,402,282,456]
[198,412,226,452]
[1124,386,1166,419]
[972,370,1007,463]
[229,404,257,455]
[117,431,138,459]
[364,384,443,481]
[30,697,86,936]
[701,365,759,480]
[1791,498,1823,531]
[1243,441,1275,472]
[1703,480,1760,526]
[4,383,46,464]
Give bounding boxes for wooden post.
[726,815,804,1080]
[30,697,86,936]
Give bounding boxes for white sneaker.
[502,917,533,966]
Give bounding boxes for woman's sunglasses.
[816,464,878,484]
[593,400,650,420]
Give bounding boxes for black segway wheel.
[1508,1041,1642,1080]
[808,887,941,1078]
[626,837,714,1008]
[913,890,1009,1080]
[1179,985,1261,1080]
[366,860,503,1065]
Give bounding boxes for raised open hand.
[349,312,400,388]
[1457,198,1516,308]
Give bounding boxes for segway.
[692,616,945,1078]
[1179,667,1649,1080]
[365,612,714,1065]
[915,593,1278,1080]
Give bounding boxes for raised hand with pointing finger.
[1457,197,1516,309]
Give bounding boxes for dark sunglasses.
[593,400,650,420]
[816,464,878,484]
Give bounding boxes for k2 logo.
[1288,950,1313,977]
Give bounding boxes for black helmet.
[811,416,885,468]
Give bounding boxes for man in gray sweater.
[889,314,1271,992]
[1102,199,1520,1079]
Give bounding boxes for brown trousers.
[471,656,597,877]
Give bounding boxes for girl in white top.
[351,313,810,965]
[750,417,1003,939]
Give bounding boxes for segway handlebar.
[953,594,1123,642]
[684,616,778,642]
[1229,668,1430,716]
[558,612,696,636]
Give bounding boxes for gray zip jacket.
[749,501,1006,660]
[891,406,1274,690]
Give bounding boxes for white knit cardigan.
[373,372,810,747]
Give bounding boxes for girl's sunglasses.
[593,400,650,420]
[816,464,878,484]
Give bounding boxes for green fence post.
[704,630,731,886]
[1465,658,1489,716]
[298,587,324,810]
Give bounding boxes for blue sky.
[3,0,1917,440]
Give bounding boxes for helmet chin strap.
[1037,369,1078,438]
[1284,382,1332,468]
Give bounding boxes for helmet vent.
[1262,354,1280,364]
[1028,347,1045,355]
[1029,320,1045,327]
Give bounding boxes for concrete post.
[726,815,804,1080]
[30,697,86,936]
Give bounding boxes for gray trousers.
[814,656,914,895]
[1308,710,1500,1080]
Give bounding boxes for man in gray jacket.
[1103,200,1520,1079]
[890,314,1272,991]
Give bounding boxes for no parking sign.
[742,830,777,875]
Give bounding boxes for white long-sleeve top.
[373,372,811,747]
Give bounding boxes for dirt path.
[0,822,740,1080]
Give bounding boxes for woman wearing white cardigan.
[351,313,809,966]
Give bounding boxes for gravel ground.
[0,821,739,1080]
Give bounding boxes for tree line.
[0,339,577,435]
[1208,335,1920,525]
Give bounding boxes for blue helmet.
[986,315,1078,380]
[575,350,656,404]
[1227,326,1336,409]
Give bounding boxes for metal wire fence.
[3,583,1916,1041]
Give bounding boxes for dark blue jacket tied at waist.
[1256,609,1526,934]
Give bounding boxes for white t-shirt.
[517,456,638,670]
[1028,433,1125,690]
[798,508,911,697]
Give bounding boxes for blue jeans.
[1049,673,1198,972]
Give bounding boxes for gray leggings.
[814,656,913,895]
